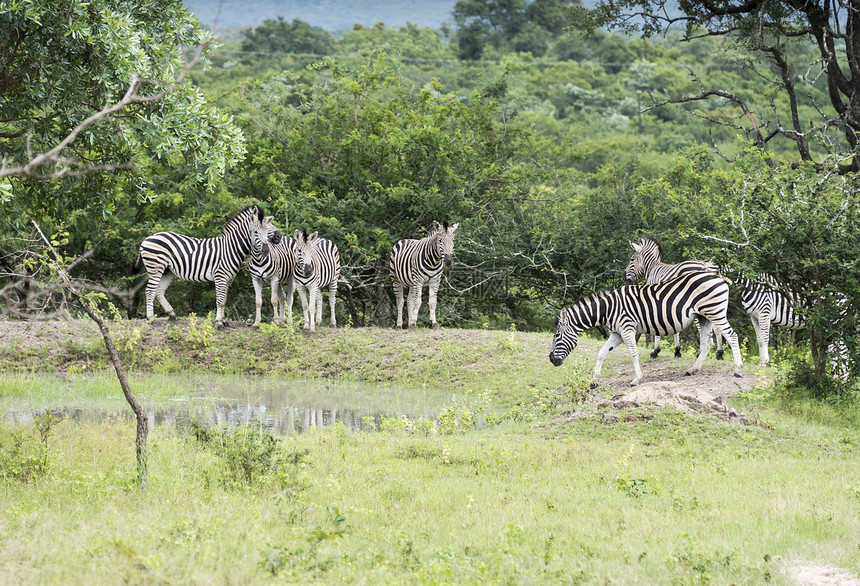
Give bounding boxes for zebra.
[247,220,298,327]
[389,221,459,329]
[134,205,276,329]
[292,230,340,333]
[737,275,808,366]
[549,271,743,387]
[623,236,722,359]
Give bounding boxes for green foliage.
[240,17,336,59]
[437,392,490,434]
[0,411,61,482]
[190,420,309,489]
[0,0,245,213]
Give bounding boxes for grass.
[0,319,858,584]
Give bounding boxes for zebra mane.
[223,205,264,235]
[634,236,664,261]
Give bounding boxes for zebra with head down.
[550,271,743,388]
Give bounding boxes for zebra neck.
[225,225,253,258]
[419,234,443,266]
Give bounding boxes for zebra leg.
[297,284,311,332]
[712,322,743,377]
[621,329,645,386]
[281,277,296,324]
[714,331,724,360]
[650,335,662,359]
[393,282,405,329]
[328,280,337,328]
[427,274,442,329]
[686,318,715,377]
[270,278,283,326]
[252,275,264,328]
[152,272,177,321]
[674,333,682,358]
[214,277,230,329]
[590,331,624,388]
[307,284,321,332]
[750,311,771,366]
[407,282,423,329]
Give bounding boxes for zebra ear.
[294,229,302,241]
[430,221,441,234]
[308,231,318,242]
[630,242,641,253]
[448,223,459,233]
[264,216,274,224]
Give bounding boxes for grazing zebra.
[134,206,275,329]
[623,236,721,359]
[389,221,459,329]
[737,275,808,366]
[248,221,298,327]
[292,230,340,333]
[549,271,743,387]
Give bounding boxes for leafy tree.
[225,52,554,327]
[239,17,336,60]
[452,0,580,59]
[0,0,245,318]
[570,0,860,170]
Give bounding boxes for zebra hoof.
[715,350,724,360]
[650,350,660,359]
[251,324,260,330]
[684,371,692,377]
[431,322,440,330]
[674,350,682,358]
[589,383,598,390]
[733,373,743,378]
[168,313,177,322]
[217,322,226,331]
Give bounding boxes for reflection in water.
[0,374,445,435]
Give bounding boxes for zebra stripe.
[248,221,297,327]
[549,271,743,387]
[292,230,340,332]
[135,205,273,328]
[389,221,459,329]
[738,275,807,366]
[623,236,720,359]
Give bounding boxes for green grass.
[0,320,858,584]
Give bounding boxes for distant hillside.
[184,0,458,33]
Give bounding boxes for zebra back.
[389,220,459,286]
[558,271,732,342]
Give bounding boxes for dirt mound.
[600,381,749,424]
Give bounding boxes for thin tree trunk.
[33,221,148,487]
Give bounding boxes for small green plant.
[187,313,214,349]
[189,421,308,489]
[437,392,490,435]
[0,411,61,482]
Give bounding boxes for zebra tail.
[132,255,143,274]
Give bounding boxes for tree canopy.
[570,0,860,171]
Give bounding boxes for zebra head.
[549,308,580,366]
[431,221,459,267]
[623,236,663,284]
[250,215,279,259]
[294,229,317,279]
